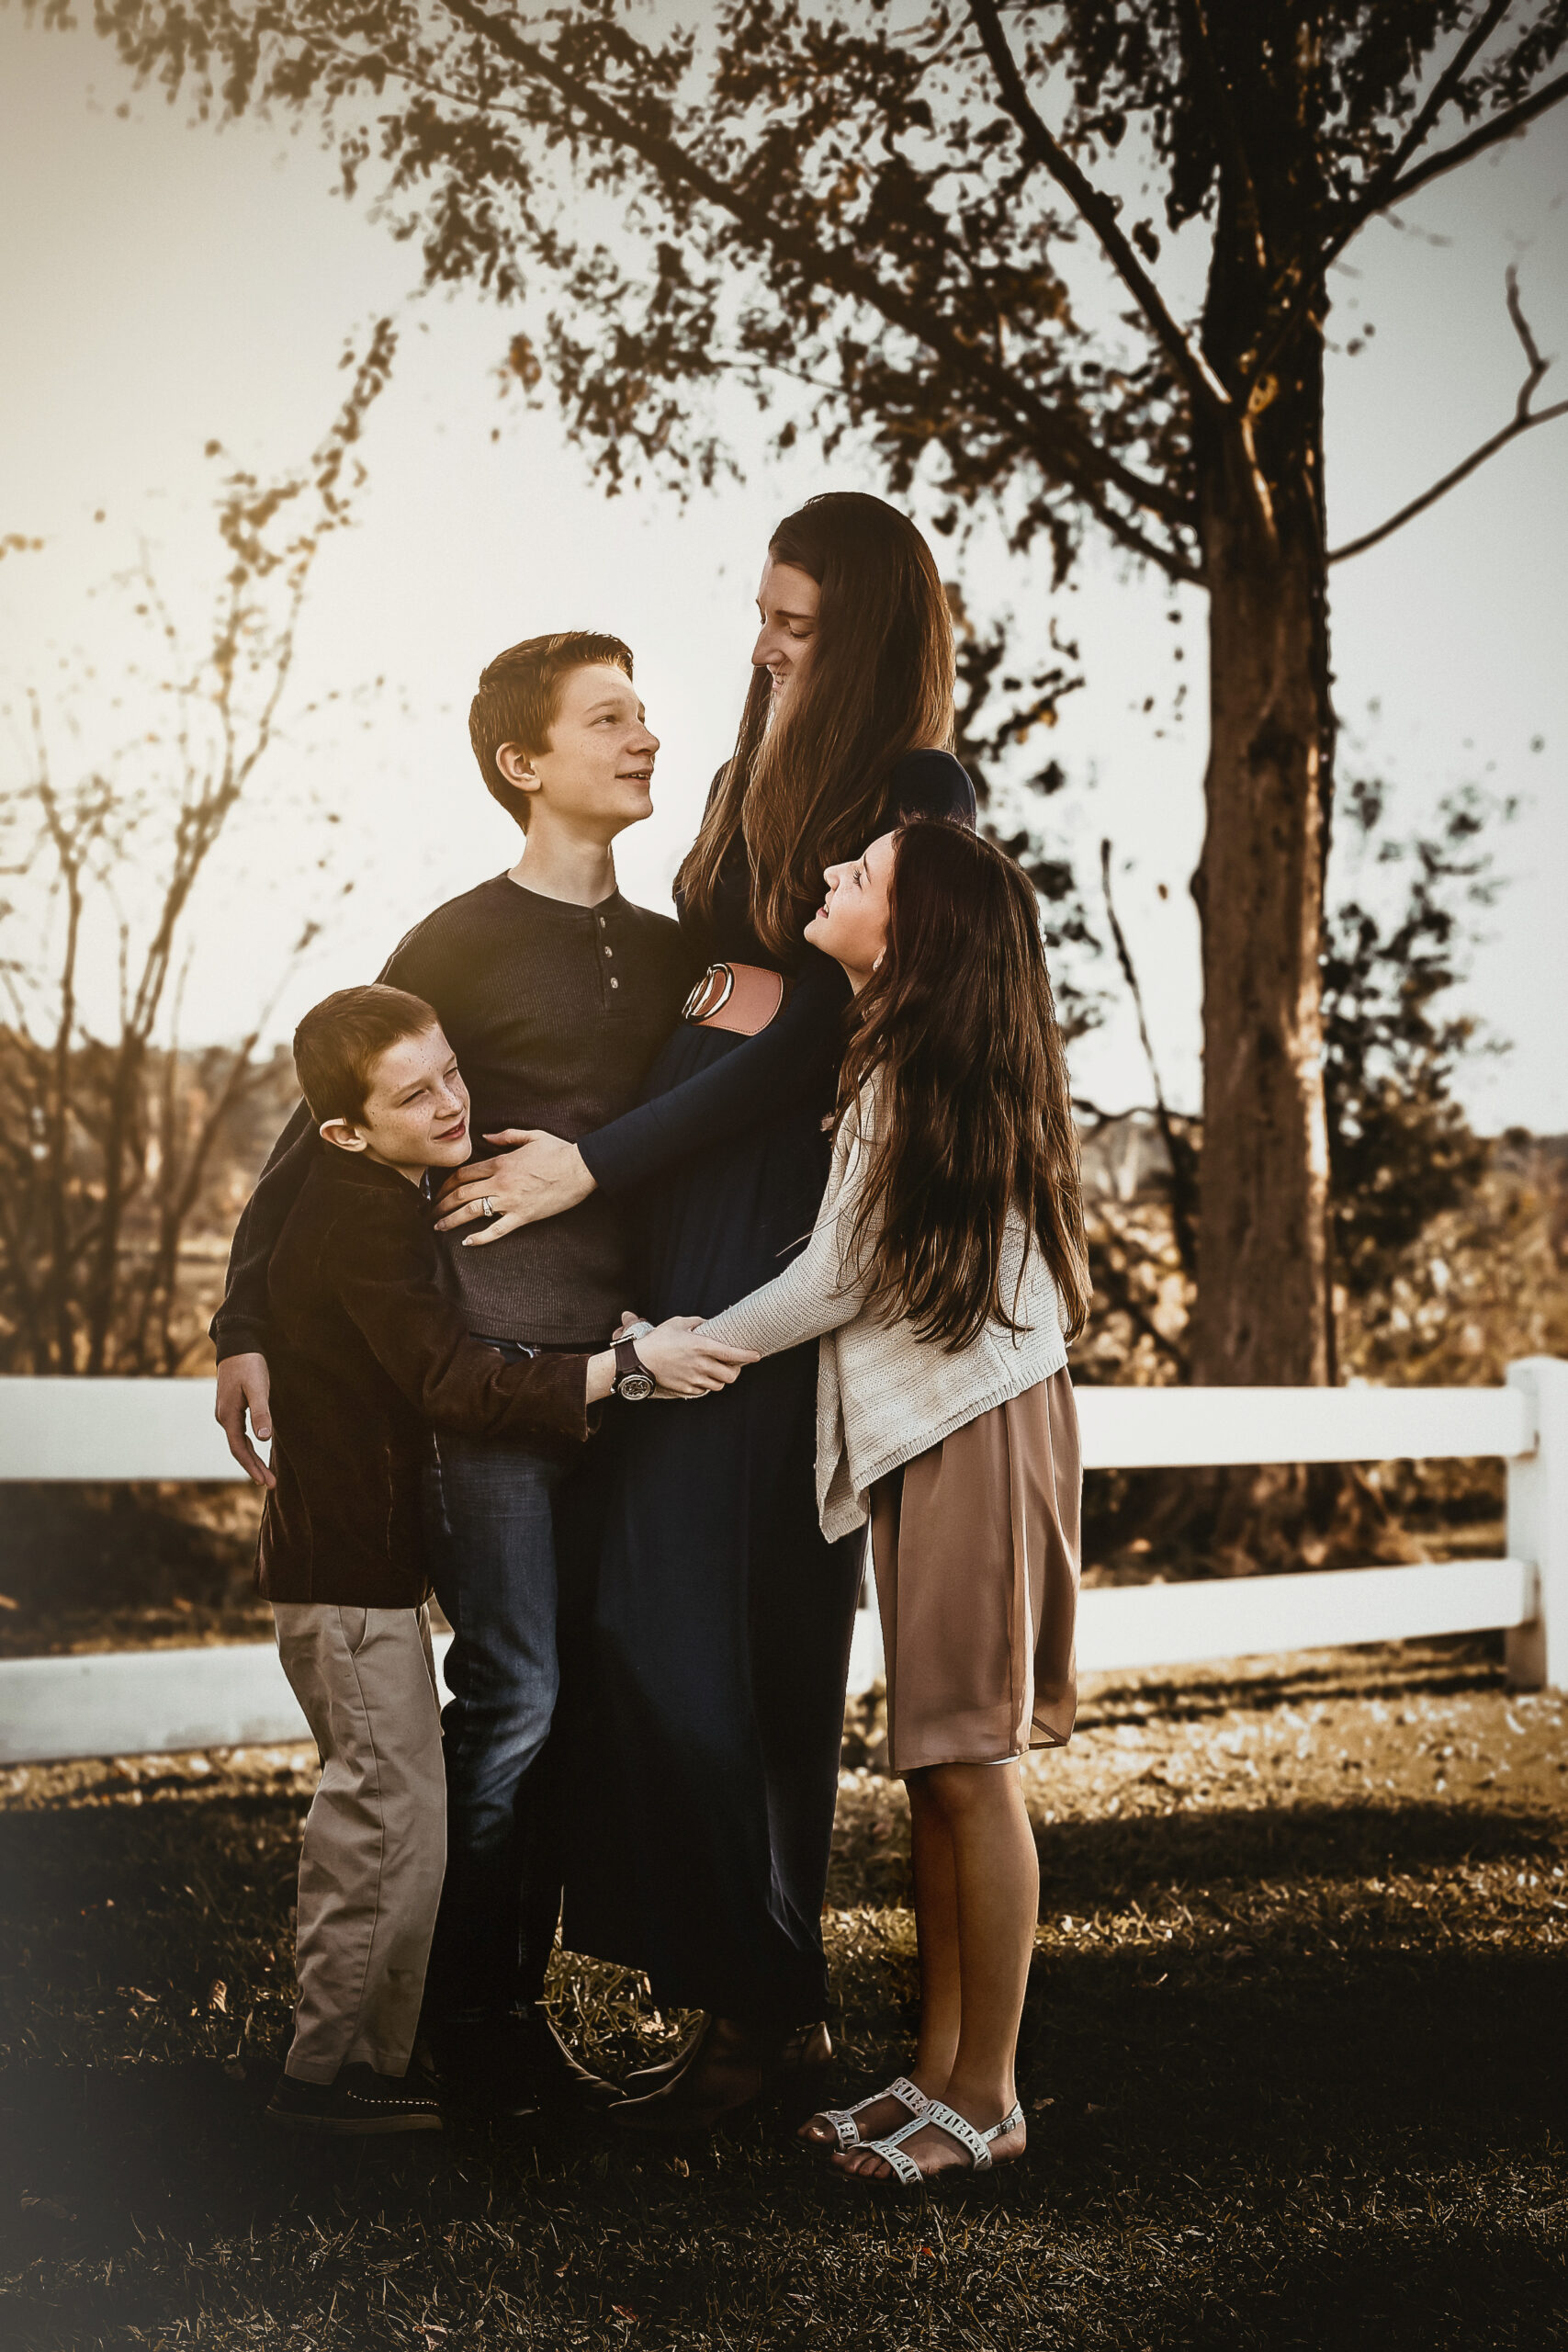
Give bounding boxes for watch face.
[617,1372,656,1403]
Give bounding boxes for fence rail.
[2,1358,1562,1765]
[0,1374,1539,1484]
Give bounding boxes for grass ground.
[2,1636,1565,2350]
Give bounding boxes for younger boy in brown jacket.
[259,982,750,2132]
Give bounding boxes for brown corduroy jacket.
[256,1148,597,1606]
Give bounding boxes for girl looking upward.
[705,818,1090,2182]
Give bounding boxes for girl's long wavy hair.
[840,820,1092,1351]
[676,492,955,957]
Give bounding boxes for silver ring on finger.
[482,1194,496,1217]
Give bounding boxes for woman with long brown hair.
[437,493,976,2124]
[703,819,1090,2183]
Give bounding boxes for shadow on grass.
[829,1788,1561,1913]
[10,1787,1556,1998]
[3,1782,1566,2350]
[2,1939,1564,2351]
[1037,1794,1562,1895]
[1076,1643,1513,1730]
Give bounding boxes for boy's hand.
[216,1352,276,1490]
[637,1316,758,1397]
[434,1129,595,1241]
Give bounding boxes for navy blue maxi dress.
[563,752,976,2025]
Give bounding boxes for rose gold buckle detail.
[682,963,736,1023]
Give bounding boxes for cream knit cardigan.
[701,1091,1068,1541]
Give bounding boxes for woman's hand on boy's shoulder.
[434,1129,595,1241]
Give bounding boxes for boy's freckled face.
[322,1024,472,1183]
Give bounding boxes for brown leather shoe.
[608,2016,781,2134]
[780,2019,833,2074]
[622,2016,832,2098]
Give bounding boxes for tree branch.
[965,0,1233,423]
[1371,67,1568,220]
[1247,39,1568,404]
[1378,0,1516,191]
[1329,267,1567,563]
[435,0,1201,577]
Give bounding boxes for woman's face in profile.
[751,556,820,707]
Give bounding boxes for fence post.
[1505,1356,1568,1692]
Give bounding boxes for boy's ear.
[320,1117,368,1156]
[495,741,542,797]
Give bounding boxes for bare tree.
[0,321,395,1374]
[54,0,1568,1385]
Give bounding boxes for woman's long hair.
[676,492,955,957]
[840,820,1092,1351]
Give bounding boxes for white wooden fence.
[1,1359,1562,1765]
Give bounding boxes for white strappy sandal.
[809,2075,931,2153]
[853,2097,1025,2186]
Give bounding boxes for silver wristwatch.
[614,1319,656,1403]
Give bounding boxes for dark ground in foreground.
[2,1637,1565,2351]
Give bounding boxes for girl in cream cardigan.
[702,818,1090,2187]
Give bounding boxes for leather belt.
[682,960,791,1036]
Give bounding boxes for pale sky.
[2,13,1564,1130]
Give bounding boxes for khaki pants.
[274,1602,446,2083]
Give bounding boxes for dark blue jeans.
[421,1404,571,2029]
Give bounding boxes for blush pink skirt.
[869,1370,1081,1776]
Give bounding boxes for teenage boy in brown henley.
[214,633,710,2115]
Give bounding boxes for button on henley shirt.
[213,875,701,1357]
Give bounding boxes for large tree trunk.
[1190,427,1332,1386]
[1189,60,1336,1393]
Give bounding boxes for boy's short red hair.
[469,630,634,832]
[293,984,440,1125]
